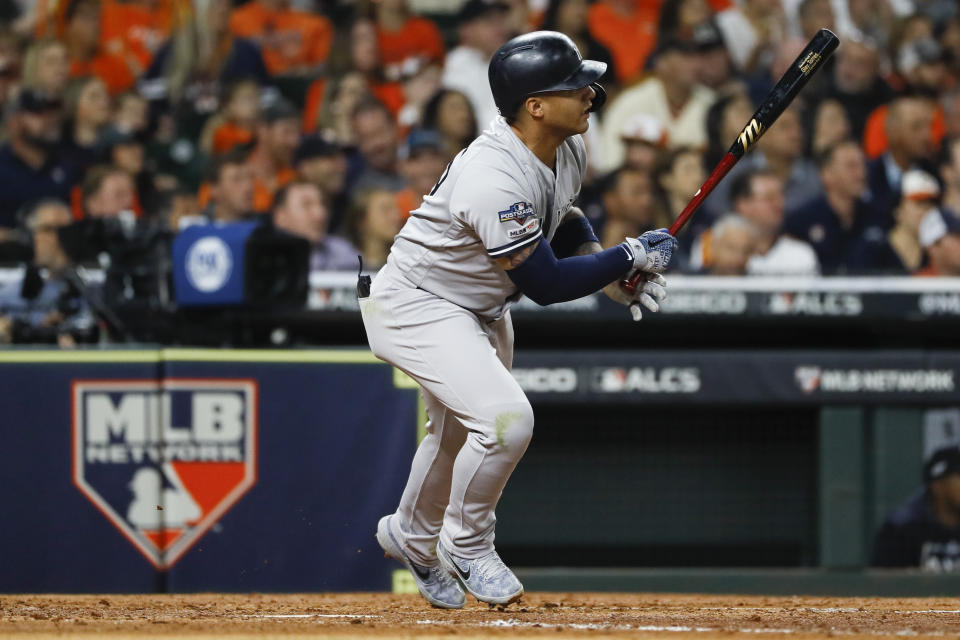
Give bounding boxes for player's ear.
[524,96,545,120]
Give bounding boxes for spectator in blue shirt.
[0,90,74,231]
[785,139,887,274]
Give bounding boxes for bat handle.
[619,153,739,295]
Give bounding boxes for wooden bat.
[621,28,840,295]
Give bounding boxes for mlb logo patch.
[72,379,258,569]
[498,202,535,225]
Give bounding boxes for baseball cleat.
[376,515,465,609]
[436,540,524,605]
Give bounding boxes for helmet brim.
[529,59,607,96]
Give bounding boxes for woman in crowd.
[21,38,70,98]
[344,187,402,270]
[421,89,477,158]
[61,76,111,174]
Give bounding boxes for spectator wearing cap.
[272,181,358,272]
[228,0,332,76]
[586,0,658,85]
[422,88,478,158]
[866,92,938,225]
[442,0,510,133]
[916,206,960,277]
[200,150,256,224]
[785,139,884,274]
[862,38,948,161]
[246,99,299,212]
[691,20,738,93]
[618,113,668,173]
[872,446,960,571]
[940,137,960,213]
[374,0,445,81]
[396,129,449,217]
[348,98,406,196]
[600,36,715,170]
[294,135,349,233]
[98,127,158,216]
[540,0,618,89]
[0,90,73,230]
[849,168,940,274]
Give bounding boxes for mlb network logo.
[72,379,258,569]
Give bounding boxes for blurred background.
[2,0,960,595]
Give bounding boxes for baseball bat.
[621,27,840,294]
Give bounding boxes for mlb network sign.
[72,379,258,569]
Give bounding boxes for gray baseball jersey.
[384,117,588,320]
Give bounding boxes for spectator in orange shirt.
[200,79,260,155]
[587,0,660,85]
[81,165,137,218]
[302,17,404,135]
[917,206,960,276]
[229,0,333,76]
[101,0,179,76]
[374,0,445,81]
[200,150,256,223]
[64,0,136,95]
[396,128,449,216]
[862,38,948,160]
[246,99,299,212]
[421,88,478,158]
[22,39,70,99]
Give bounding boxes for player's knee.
[481,401,534,454]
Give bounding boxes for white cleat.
[436,540,524,605]
[376,515,465,609]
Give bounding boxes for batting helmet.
[488,31,607,120]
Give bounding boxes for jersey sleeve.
[450,168,543,259]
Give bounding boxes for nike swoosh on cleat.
[451,560,471,582]
[412,564,431,581]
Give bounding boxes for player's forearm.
[505,239,633,305]
[551,208,601,258]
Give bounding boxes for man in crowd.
[618,114,668,174]
[705,215,756,276]
[867,93,938,223]
[816,36,893,139]
[272,181,357,271]
[593,167,659,249]
[916,206,960,277]
[873,446,960,571]
[729,169,819,275]
[203,151,256,223]
[82,166,137,219]
[294,134,349,233]
[247,100,300,212]
[601,36,715,169]
[442,0,510,132]
[0,90,73,231]
[349,99,406,194]
[397,129,449,214]
[785,139,885,273]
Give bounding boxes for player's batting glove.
[628,272,667,321]
[622,229,678,273]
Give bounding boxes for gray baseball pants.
[360,265,533,565]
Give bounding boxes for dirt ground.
[3,593,960,639]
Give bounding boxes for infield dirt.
[3,593,960,639]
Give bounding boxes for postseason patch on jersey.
[507,217,541,239]
[498,201,536,225]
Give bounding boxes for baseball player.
[361,31,676,609]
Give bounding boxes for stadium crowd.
[0,0,959,342]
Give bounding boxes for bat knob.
[619,272,642,296]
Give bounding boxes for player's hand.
[622,229,677,273]
[603,272,667,321]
